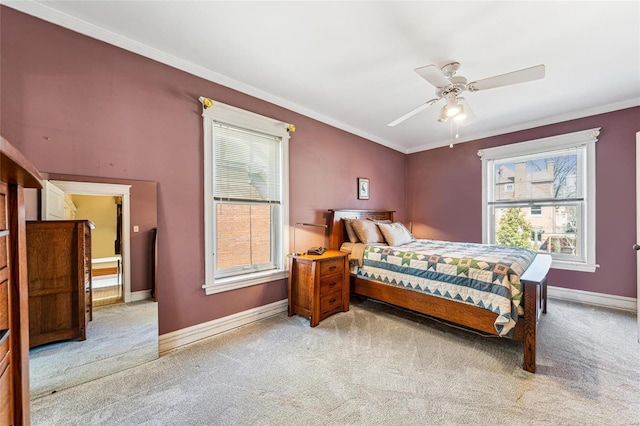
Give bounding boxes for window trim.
[479,127,600,272]
[201,99,291,295]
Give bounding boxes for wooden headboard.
[328,209,395,250]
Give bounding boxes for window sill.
[202,269,288,295]
[551,260,598,273]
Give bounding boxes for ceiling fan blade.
[457,97,476,127]
[468,64,545,92]
[414,65,452,88]
[388,99,439,127]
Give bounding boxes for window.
[480,128,600,272]
[201,100,291,294]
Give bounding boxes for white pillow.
[350,219,385,244]
[377,222,414,246]
[344,219,361,243]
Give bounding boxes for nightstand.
[288,250,349,327]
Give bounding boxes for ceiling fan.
[388,62,545,127]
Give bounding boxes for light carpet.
[31,297,639,425]
[29,300,158,399]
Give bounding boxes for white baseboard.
[548,285,637,312]
[129,290,152,302]
[159,299,288,355]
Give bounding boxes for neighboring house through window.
[480,128,600,272]
[201,100,291,294]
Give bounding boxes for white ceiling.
[6,1,640,153]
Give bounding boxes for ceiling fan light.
[445,95,461,117]
[446,105,461,117]
[453,104,466,121]
[438,106,449,122]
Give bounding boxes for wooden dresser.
[288,250,349,327]
[26,220,93,348]
[0,136,43,425]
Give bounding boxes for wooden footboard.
[353,272,547,373]
[329,209,551,373]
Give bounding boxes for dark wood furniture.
[288,250,349,327]
[0,135,43,425]
[328,209,551,373]
[26,220,93,348]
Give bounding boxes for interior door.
[41,180,66,220]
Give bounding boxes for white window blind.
[213,123,281,204]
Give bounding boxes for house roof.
[6,1,639,154]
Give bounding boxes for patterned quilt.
[358,239,537,336]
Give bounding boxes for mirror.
[26,175,158,399]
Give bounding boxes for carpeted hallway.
[30,297,639,425]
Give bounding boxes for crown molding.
[406,98,640,154]
[3,1,405,153]
[4,2,637,156]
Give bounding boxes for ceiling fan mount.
[388,61,545,128]
[441,62,460,78]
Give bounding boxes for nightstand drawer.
[320,291,343,314]
[320,258,344,275]
[320,273,343,296]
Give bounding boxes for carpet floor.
[30,297,639,425]
[29,300,158,399]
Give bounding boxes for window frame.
[201,100,291,295]
[479,127,600,272]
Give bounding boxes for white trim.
[477,127,600,160]
[202,100,290,293]
[636,131,640,341]
[406,99,639,154]
[480,128,599,272]
[548,286,637,313]
[551,260,598,273]
[6,2,635,155]
[203,270,287,295]
[2,1,404,154]
[51,180,134,303]
[130,290,152,302]
[158,299,288,355]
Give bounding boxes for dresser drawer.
[320,290,343,314]
[320,258,344,276]
[319,273,343,296]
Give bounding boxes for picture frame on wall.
[358,178,369,200]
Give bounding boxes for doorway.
[48,180,133,303]
[71,193,124,307]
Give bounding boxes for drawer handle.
[328,282,336,287]
[329,298,336,303]
[328,266,336,271]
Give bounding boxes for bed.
[328,209,551,373]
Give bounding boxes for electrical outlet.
[133,226,139,232]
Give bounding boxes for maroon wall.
[408,107,640,298]
[0,8,407,334]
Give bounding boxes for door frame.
[51,180,133,303]
[636,131,640,342]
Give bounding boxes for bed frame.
[328,209,551,373]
